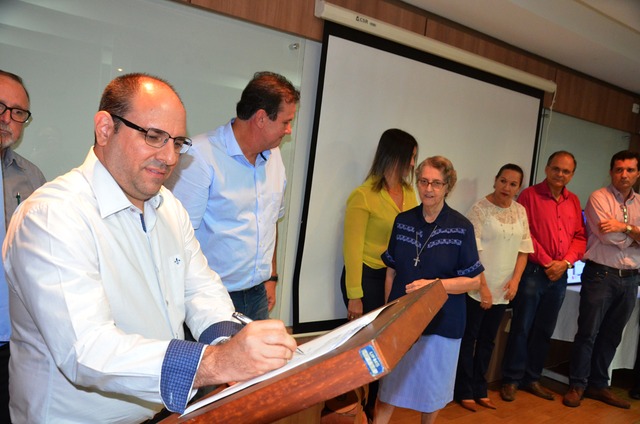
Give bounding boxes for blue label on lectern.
[359,345,385,377]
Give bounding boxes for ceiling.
[401,0,640,95]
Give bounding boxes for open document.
[183,303,393,416]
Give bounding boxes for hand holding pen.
[233,312,304,355]
[194,312,301,387]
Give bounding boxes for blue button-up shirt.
[167,120,286,292]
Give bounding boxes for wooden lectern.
[160,281,447,424]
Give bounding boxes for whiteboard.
[293,22,543,332]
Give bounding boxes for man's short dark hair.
[236,72,300,121]
[610,150,640,170]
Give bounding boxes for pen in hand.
[232,312,304,355]
[231,311,254,326]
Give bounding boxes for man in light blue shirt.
[167,72,300,320]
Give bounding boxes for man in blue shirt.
[167,72,300,320]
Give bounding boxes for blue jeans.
[229,283,269,320]
[502,261,568,386]
[455,296,507,399]
[569,262,638,389]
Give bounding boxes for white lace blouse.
[466,196,534,304]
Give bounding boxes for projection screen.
[293,22,543,333]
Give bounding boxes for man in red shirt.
[500,151,586,402]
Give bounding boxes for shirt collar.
[223,119,244,158]
[224,119,272,165]
[2,148,21,171]
[537,180,569,200]
[81,147,163,219]
[414,202,450,227]
[608,183,637,204]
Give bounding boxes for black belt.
[230,283,264,294]
[585,260,639,278]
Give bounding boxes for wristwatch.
[564,260,573,269]
[626,225,633,234]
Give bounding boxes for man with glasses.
[500,150,586,403]
[0,69,46,423]
[167,72,299,320]
[563,150,640,409]
[3,73,297,423]
[0,70,46,226]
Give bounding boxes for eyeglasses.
[0,101,31,123]
[111,114,192,154]
[417,179,446,190]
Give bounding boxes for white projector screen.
[293,22,543,333]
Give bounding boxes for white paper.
[182,304,393,416]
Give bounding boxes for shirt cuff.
[381,250,395,268]
[160,339,206,414]
[198,320,243,345]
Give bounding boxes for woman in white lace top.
[454,163,534,412]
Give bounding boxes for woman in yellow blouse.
[341,128,419,321]
[340,128,417,421]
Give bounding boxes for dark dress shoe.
[585,386,630,409]
[629,385,640,400]
[459,399,477,412]
[500,383,517,402]
[523,381,555,400]
[476,397,497,409]
[563,386,584,407]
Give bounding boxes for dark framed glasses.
[111,114,191,154]
[0,101,31,123]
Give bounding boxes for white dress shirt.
[3,148,235,423]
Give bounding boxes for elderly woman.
[374,156,488,424]
[454,163,533,411]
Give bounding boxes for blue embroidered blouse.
[382,203,483,338]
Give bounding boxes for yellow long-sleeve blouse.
[342,177,418,299]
